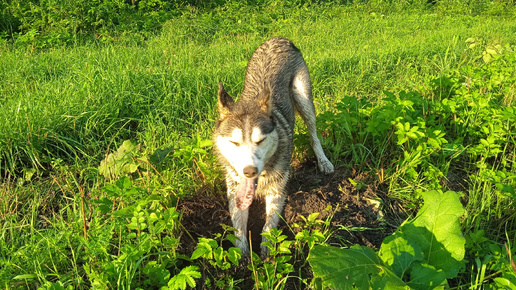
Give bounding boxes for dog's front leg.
[228,194,250,256]
[261,193,286,257]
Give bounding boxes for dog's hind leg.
[291,66,334,174]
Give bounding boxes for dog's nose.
[243,165,258,178]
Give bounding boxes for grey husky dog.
[214,38,334,256]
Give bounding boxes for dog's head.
[214,83,278,209]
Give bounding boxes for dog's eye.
[230,141,240,147]
[256,138,266,145]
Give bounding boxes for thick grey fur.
[213,38,334,256]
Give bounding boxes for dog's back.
[241,38,308,126]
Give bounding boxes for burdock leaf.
[379,190,465,287]
[379,233,424,278]
[309,245,406,289]
[409,190,465,278]
[408,263,447,289]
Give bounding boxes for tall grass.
[2,3,515,176]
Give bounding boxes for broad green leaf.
[310,245,379,289]
[409,190,465,278]
[379,233,423,278]
[379,190,465,287]
[309,245,406,289]
[408,263,447,289]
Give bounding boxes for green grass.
[2,8,514,173]
[1,1,516,289]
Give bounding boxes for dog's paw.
[318,158,334,174]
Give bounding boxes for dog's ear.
[257,83,272,115]
[218,83,234,119]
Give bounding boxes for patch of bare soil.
[177,157,403,289]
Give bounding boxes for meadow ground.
[1,1,516,289]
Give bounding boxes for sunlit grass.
[1,1,515,288]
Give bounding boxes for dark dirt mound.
[177,157,403,289]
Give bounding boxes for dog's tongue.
[235,178,257,210]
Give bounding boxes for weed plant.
[1,1,516,289]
